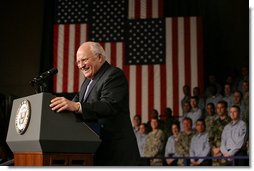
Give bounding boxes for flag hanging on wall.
[53,0,204,122]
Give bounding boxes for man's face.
[216,103,227,116]
[150,119,158,130]
[139,124,146,134]
[190,98,198,108]
[233,92,241,104]
[183,119,192,132]
[172,124,179,135]
[183,102,191,113]
[195,121,205,133]
[224,84,231,95]
[229,107,240,121]
[76,46,103,79]
[242,82,249,93]
[206,104,214,115]
[133,116,141,127]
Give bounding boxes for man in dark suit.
[50,42,141,166]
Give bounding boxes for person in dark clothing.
[50,42,141,166]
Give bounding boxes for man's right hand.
[49,97,80,113]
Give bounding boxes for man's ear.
[98,54,105,63]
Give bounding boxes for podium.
[6,93,101,166]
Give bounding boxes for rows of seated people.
[132,66,249,166]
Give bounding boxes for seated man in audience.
[143,118,165,166]
[192,86,205,111]
[186,96,202,129]
[232,90,245,120]
[175,117,195,166]
[179,101,191,131]
[181,85,191,113]
[205,74,222,98]
[164,122,180,166]
[209,100,231,166]
[132,114,141,136]
[205,103,217,138]
[222,83,234,111]
[205,85,223,107]
[136,123,148,157]
[146,109,160,133]
[220,105,248,166]
[237,66,249,93]
[189,119,211,166]
[160,107,177,139]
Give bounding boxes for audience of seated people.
[132,67,249,166]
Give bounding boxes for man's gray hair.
[88,42,106,59]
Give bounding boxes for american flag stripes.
[53,0,204,122]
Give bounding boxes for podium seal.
[15,100,31,135]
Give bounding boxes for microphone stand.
[29,68,58,94]
[29,78,49,94]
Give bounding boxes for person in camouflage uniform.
[209,100,231,166]
[205,103,217,137]
[143,118,165,166]
[175,117,195,166]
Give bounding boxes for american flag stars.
[126,19,165,64]
[55,0,89,24]
[89,0,127,42]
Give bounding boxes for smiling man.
[50,42,141,166]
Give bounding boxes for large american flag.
[53,0,204,122]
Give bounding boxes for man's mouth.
[81,66,90,71]
[84,67,90,71]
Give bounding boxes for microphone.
[30,68,58,85]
